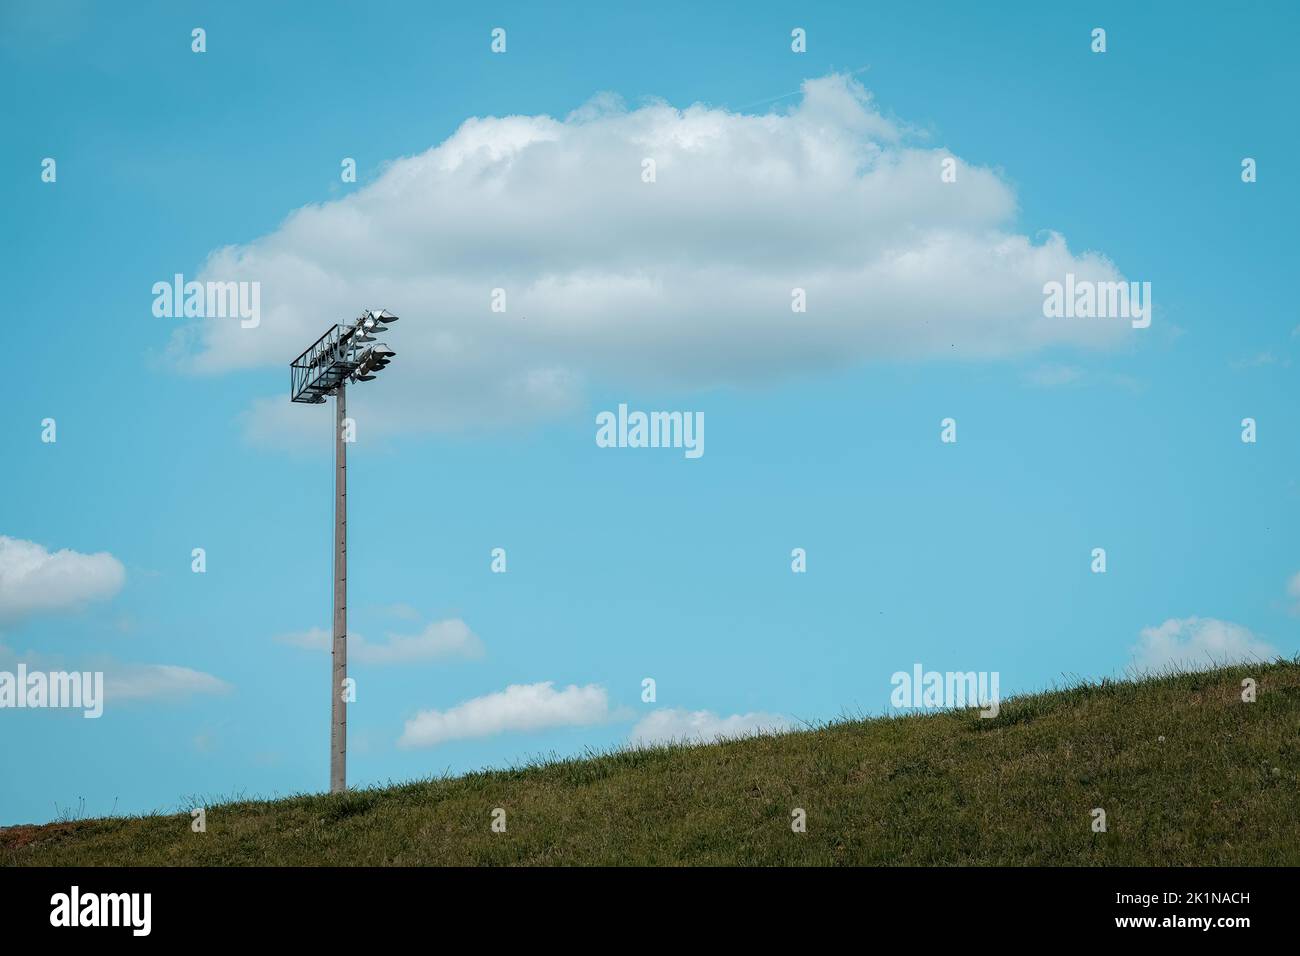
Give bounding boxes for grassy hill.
[4,661,1298,866]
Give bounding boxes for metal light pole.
[331,381,347,793]
[291,309,399,794]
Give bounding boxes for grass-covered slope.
[4,661,1298,866]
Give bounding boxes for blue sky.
[1,1,1296,826]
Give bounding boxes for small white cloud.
[1023,364,1083,388]
[275,627,332,653]
[380,602,422,622]
[0,645,229,703]
[398,681,610,748]
[1287,571,1300,614]
[1130,617,1278,674]
[1021,364,1143,390]
[105,664,232,702]
[0,535,125,621]
[629,708,792,747]
[277,618,483,664]
[1230,351,1290,370]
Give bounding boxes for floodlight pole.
[331,381,348,794]
[290,309,398,796]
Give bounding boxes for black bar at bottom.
[0,866,1286,940]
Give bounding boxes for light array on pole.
[290,309,400,403]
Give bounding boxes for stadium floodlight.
[289,309,400,794]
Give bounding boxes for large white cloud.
[629,708,792,747]
[277,618,483,664]
[167,75,1134,443]
[1130,617,1278,674]
[398,681,610,748]
[0,535,125,621]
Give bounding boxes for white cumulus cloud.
[1130,617,1278,674]
[0,535,125,621]
[167,74,1134,443]
[398,681,611,748]
[629,708,792,747]
[276,618,484,664]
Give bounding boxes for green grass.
[5,661,1299,866]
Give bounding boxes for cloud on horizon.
[1129,617,1278,674]
[629,707,792,747]
[398,681,611,748]
[165,74,1136,445]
